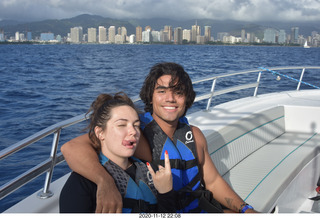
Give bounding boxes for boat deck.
[187,89,320,213]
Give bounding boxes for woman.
[59,92,176,213]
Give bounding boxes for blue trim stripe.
[210,116,284,156]
[244,132,318,201]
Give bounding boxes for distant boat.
[304,40,310,48]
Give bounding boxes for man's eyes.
[155,88,184,96]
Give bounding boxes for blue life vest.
[140,112,220,213]
[99,153,157,213]
[139,112,223,213]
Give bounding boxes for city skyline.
[3,21,319,47]
[1,0,320,23]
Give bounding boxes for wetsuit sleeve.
[59,172,97,213]
[156,189,178,213]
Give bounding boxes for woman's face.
[98,105,140,162]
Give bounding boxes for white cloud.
[0,0,319,22]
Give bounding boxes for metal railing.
[0,114,87,199]
[1,66,319,201]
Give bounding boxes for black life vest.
[99,153,158,213]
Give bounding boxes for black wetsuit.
[59,160,177,213]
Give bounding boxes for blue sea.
[0,44,319,212]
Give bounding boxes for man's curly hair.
[140,62,195,116]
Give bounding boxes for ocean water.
[0,44,319,212]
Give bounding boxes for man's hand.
[147,150,172,194]
[95,179,123,213]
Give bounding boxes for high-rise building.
[278,30,286,44]
[290,27,299,44]
[241,29,246,42]
[191,21,200,42]
[191,25,197,42]
[164,25,172,42]
[121,27,127,42]
[27,32,32,41]
[115,34,124,44]
[263,28,277,43]
[159,30,169,42]
[191,25,200,42]
[108,26,116,43]
[204,26,211,42]
[151,31,160,42]
[88,28,97,43]
[99,26,107,43]
[15,32,20,41]
[246,33,251,43]
[19,33,25,41]
[129,34,135,44]
[70,27,83,43]
[142,29,151,43]
[136,26,142,42]
[174,27,183,44]
[183,29,191,42]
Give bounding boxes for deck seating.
[202,106,320,212]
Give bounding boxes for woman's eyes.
[117,123,140,127]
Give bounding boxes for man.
[61,62,256,213]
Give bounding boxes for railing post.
[297,68,305,91]
[37,129,61,199]
[253,71,262,97]
[206,78,217,111]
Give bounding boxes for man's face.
[151,75,186,126]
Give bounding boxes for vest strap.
[178,189,223,213]
[180,172,202,191]
[153,159,198,170]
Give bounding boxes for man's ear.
[94,126,104,140]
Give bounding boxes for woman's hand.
[147,150,173,194]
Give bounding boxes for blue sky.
[1,0,320,22]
